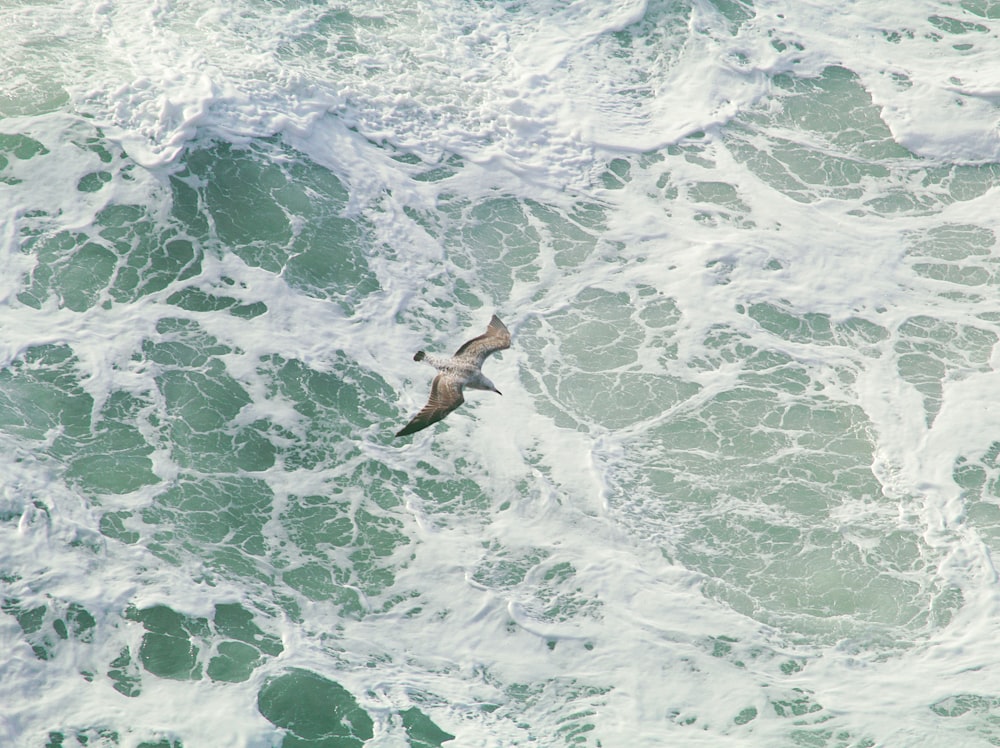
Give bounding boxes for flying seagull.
[395,314,511,437]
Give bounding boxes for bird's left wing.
[453,314,511,365]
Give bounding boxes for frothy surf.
[2,0,1000,746]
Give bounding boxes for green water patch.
[954,443,1000,565]
[719,65,1000,213]
[213,601,284,656]
[932,693,1000,717]
[77,170,112,192]
[406,194,613,305]
[17,169,204,311]
[870,162,1000,214]
[1,597,97,662]
[207,640,262,683]
[411,457,495,515]
[276,482,409,614]
[411,153,466,184]
[688,180,755,229]
[118,602,283,690]
[928,14,989,34]
[167,286,267,318]
[748,66,904,160]
[601,158,632,190]
[401,707,456,747]
[135,314,409,604]
[0,133,49,184]
[0,345,159,494]
[17,230,116,312]
[906,224,999,289]
[143,475,272,565]
[258,669,375,747]
[63,390,161,495]
[962,0,1000,18]
[257,670,457,746]
[0,132,50,160]
[273,7,367,64]
[99,510,141,545]
[257,352,399,470]
[910,263,995,287]
[99,601,283,717]
[471,542,550,590]
[44,728,121,747]
[747,303,889,350]
[107,645,143,697]
[127,605,208,681]
[542,202,613,270]
[472,547,601,625]
[667,680,876,748]
[525,561,602,624]
[176,141,379,311]
[138,313,399,470]
[608,325,959,641]
[98,200,203,303]
[724,66,906,205]
[708,0,754,27]
[519,287,694,430]
[893,315,997,427]
[0,344,94,442]
[145,320,275,474]
[929,693,1000,746]
[437,195,545,301]
[488,679,609,747]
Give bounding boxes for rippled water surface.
[3,0,1000,745]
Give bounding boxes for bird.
[395,314,511,437]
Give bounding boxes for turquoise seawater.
[3,0,1000,746]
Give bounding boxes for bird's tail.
[413,351,426,362]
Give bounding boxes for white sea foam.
[2,0,1000,746]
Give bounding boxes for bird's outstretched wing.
[453,314,511,365]
[395,373,465,437]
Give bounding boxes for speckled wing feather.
[453,315,511,365]
[395,373,466,437]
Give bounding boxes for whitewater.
[2,0,1000,745]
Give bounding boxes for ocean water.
[2,0,1000,745]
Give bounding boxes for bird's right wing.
[395,374,465,437]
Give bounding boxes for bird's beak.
[495,388,502,396]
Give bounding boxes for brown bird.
[396,314,511,437]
